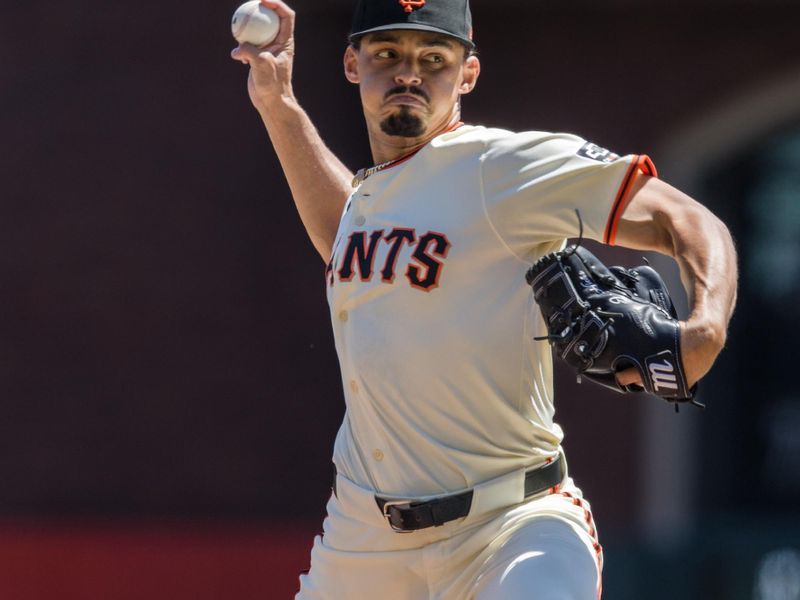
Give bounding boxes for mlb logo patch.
[577,142,619,164]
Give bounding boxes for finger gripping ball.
[231,1,280,46]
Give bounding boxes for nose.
[394,59,422,87]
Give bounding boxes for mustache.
[384,85,430,103]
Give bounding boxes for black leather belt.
[371,455,565,533]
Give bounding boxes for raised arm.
[613,176,738,389]
[231,0,353,263]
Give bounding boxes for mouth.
[385,94,427,108]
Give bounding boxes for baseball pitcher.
[232,1,738,598]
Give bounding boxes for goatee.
[380,106,425,138]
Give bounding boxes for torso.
[325,125,565,497]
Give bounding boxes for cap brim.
[349,23,475,48]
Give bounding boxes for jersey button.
[373,449,384,462]
[354,215,366,226]
[349,380,359,393]
[338,310,348,322]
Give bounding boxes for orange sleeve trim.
[603,154,657,246]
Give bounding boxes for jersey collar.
[352,121,464,187]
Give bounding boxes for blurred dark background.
[1,0,799,598]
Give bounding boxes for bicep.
[613,175,707,257]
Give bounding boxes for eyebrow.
[365,32,455,49]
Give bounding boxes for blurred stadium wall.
[1,0,798,597]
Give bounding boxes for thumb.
[615,367,643,387]
[232,42,269,64]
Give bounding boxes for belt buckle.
[382,500,414,533]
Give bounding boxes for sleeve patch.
[577,142,619,164]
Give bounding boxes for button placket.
[350,189,371,229]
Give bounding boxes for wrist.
[679,318,726,388]
[255,87,298,119]
[683,317,727,352]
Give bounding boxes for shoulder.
[432,124,570,145]
[481,130,588,162]
[430,125,587,161]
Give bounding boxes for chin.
[380,107,427,138]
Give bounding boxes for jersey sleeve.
[479,131,656,259]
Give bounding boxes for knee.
[474,534,599,600]
[495,560,596,600]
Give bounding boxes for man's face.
[344,30,480,140]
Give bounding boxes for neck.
[366,108,463,165]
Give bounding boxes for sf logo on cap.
[399,0,425,13]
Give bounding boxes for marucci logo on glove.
[646,354,679,392]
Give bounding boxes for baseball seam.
[233,8,254,41]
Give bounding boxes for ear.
[343,46,360,84]
[458,55,481,95]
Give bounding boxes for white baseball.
[231,1,280,47]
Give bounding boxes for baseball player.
[232,1,738,598]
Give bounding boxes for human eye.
[423,53,446,65]
[375,49,397,59]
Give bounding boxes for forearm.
[615,176,738,385]
[666,197,738,341]
[231,1,351,263]
[665,196,738,386]
[258,97,353,262]
[618,177,737,329]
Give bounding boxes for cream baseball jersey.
[324,125,656,498]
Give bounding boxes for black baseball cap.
[350,0,474,49]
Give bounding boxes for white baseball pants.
[296,469,602,599]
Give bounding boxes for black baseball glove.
[526,243,701,409]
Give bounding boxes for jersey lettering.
[331,228,451,291]
[407,232,451,291]
[338,230,385,282]
[326,230,349,287]
[325,259,334,286]
[381,228,416,283]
